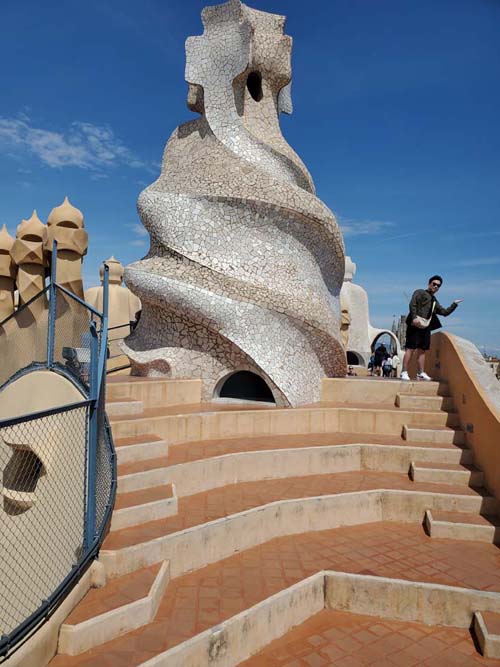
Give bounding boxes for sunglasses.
[430,282,441,288]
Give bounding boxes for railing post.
[85,320,99,549]
[101,263,109,379]
[47,240,58,369]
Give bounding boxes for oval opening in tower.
[246,71,263,102]
[218,371,275,403]
[347,351,363,366]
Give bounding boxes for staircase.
[47,376,500,666]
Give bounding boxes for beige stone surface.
[58,561,170,656]
[475,612,500,659]
[10,210,47,314]
[98,488,494,579]
[425,332,500,499]
[340,255,401,366]
[0,225,16,321]
[85,256,141,356]
[106,377,202,407]
[46,197,88,298]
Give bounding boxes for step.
[106,354,131,373]
[111,483,177,531]
[57,561,169,656]
[475,611,500,659]
[106,377,203,408]
[395,380,449,396]
[114,434,168,465]
[403,424,464,445]
[54,524,500,667]
[395,393,454,412]
[105,398,143,417]
[410,461,483,486]
[406,410,460,428]
[117,455,170,493]
[424,509,500,544]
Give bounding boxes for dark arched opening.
[219,371,275,403]
[371,331,399,354]
[347,351,362,365]
[246,71,263,102]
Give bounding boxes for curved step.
[106,398,143,417]
[425,509,500,544]
[240,609,491,667]
[396,393,454,411]
[475,611,500,658]
[403,424,465,445]
[57,561,169,656]
[118,455,170,493]
[99,487,498,578]
[120,574,500,666]
[410,461,483,486]
[111,483,177,531]
[163,442,474,498]
[322,378,450,400]
[114,434,168,465]
[106,377,203,407]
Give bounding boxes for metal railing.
[0,243,116,661]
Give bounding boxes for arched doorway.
[217,371,275,403]
[371,331,399,354]
[347,351,364,366]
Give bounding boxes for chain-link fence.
[0,286,98,392]
[52,286,97,389]
[0,405,88,638]
[94,389,114,538]
[0,250,115,660]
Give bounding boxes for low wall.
[425,332,500,499]
[111,404,452,443]
[107,378,203,407]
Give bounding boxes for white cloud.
[128,223,149,237]
[338,217,394,237]
[126,223,149,247]
[0,116,155,174]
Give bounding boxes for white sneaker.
[400,371,410,381]
[417,371,432,381]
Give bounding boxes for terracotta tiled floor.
[64,564,160,625]
[114,484,173,510]
[304,400,449,413]
[431,510,500,527]
[104,471,486,550]
[238,610,498,666]
[166,431,460,466]
[51,523,500,667]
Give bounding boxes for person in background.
[382,354,392,378]
[401,275,462,381]
[368,354,375,376]
[374,344,387,377]
[391,351,400,378]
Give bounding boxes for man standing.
[401,275,462,381]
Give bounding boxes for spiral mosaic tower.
[123,0,346,406]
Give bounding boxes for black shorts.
[405,324,431,351]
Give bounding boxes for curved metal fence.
[0,244,116,661]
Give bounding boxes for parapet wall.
[425,332,500,500]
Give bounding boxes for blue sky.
[1,0,499,352]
